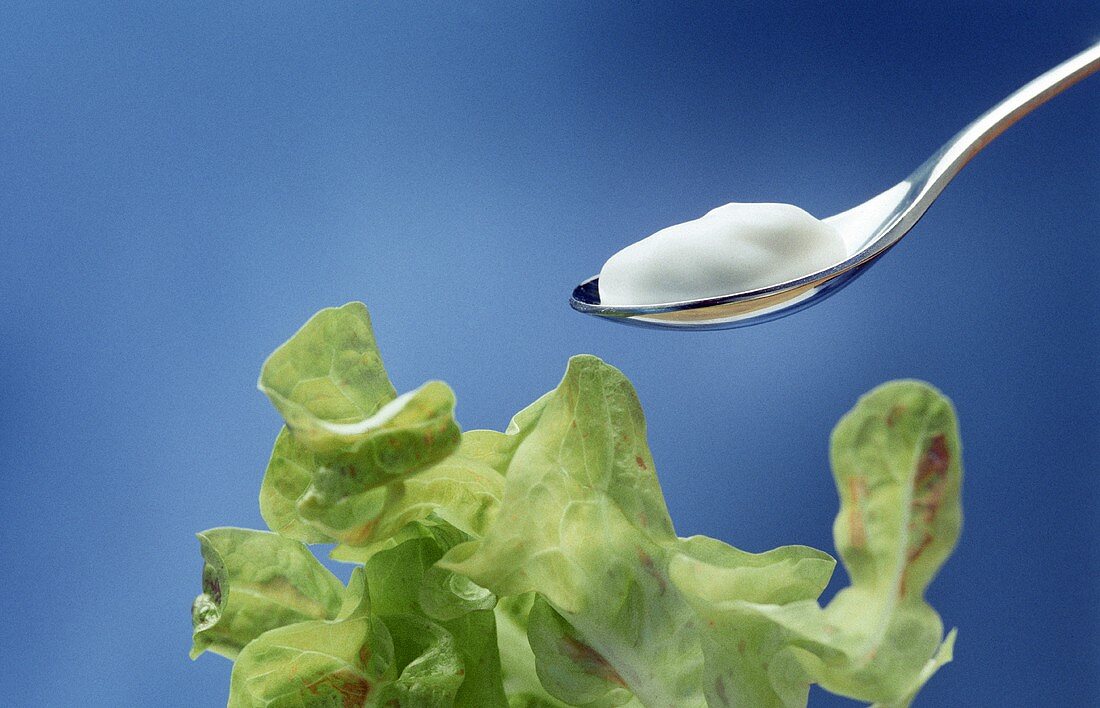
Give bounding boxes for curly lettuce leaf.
[526,596,639,708]
[675,381,962,706]
[327,435,506,563]
[668,538,837,707]
[292,380,462,543]
[258,302,460,481]
[368,531,508,707]
[258,301,397,452]
[259,427,331,544]
[494,595,582,708]
[440,355,705,706]
[227,568,396,707]
[195,302,965,707]
[327,398,547,564]
[256,302,467,548]
[257,304,549,556]
[190,528,344,660]
[871,629,956,708]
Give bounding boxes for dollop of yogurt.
[598,202,846,307]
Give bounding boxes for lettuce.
[192,302,962,707]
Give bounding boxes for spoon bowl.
[571,42,1100,330]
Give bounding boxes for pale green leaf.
[364,532,508,707]
[327,430,511,563]
[441,355,703,707]
[259,428,331,544]
[494,595,580,708]
[190,528,344,660]
[668,540,837,708]
[258,301,397,451]
[227,568,396,707]
[289,381,462,546]
[527,596,635,707]
[375,614,466,707]
[730,381,962,704]
[871,628,956,708]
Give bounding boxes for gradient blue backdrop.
[2,3,1097,705]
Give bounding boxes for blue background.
[2,3,1097,705]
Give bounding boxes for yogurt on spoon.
[597,202,846,307]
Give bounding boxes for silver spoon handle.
[912,41,1100,203]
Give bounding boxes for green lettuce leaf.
[327,395,547,564]
[526,596,638,707]
[362,531,508,707]
[420,559,497,623]
[257,301,466,548]
[327,434,506,563]
[668,538,837,707]
[292,380,463,543]
[676,380,963,706]
[493,595,579,708]
[258,302,397,452]
[259,427,331,544]
[440,355,705,707]
[871,629,957,708]
[190,528,345,660]
[194,302,965,707]
[258,302,459,476]
[257,304,549,556]
[375,614,466,707]
[227,567,396,707]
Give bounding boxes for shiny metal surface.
[571,41,1100,330]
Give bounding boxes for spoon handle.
[912,41,1100,203]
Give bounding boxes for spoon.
[570,41,1100,330]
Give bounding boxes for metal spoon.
[571,41,1100,330]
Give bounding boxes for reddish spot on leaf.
[715,675,730,705]
[634,455,647,470]
[847,476,868,549]
[343,518,380,545]
[916,435,950,489]
[737,639,747,656]
[561,636,627,688]
[906,533,935,565]
[302,669,372,706]
[205,577,222,604]
[886,405,906,427]
[638,549,667,595]
[900,435,953,596]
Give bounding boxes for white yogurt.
[598,202,846,307]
